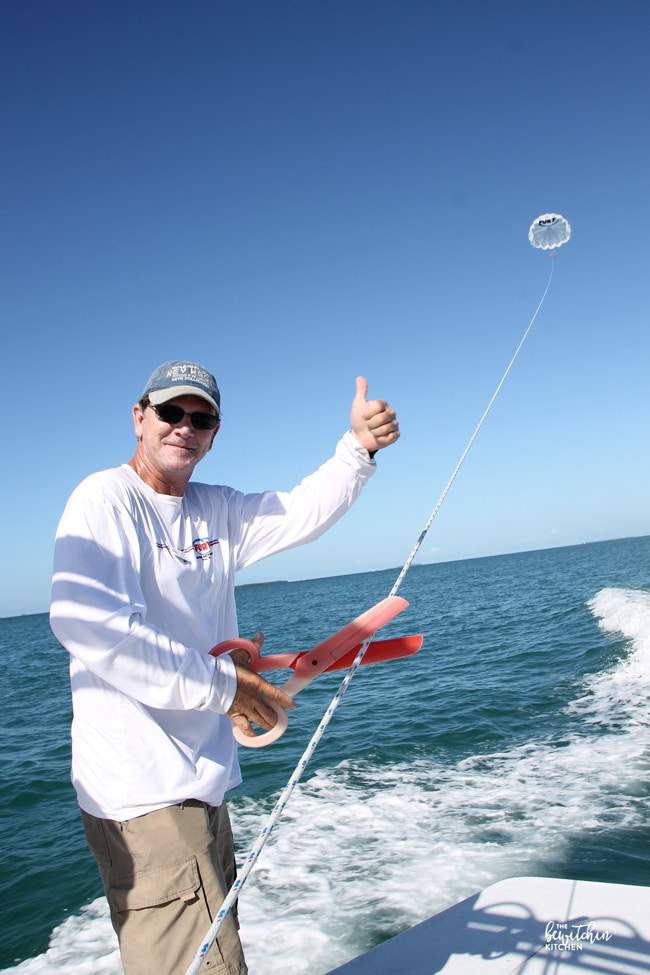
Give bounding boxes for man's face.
[133,394,220,484]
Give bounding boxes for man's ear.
[132,403,145,440]
[207,422,221,451]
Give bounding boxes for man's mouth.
[163,440,195,452]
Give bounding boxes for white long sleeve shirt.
[50,432,375,820]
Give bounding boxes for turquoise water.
[1,537,650,973]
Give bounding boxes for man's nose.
[171,416,194,435]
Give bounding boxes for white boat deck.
[325,876,650,974]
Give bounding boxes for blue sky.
[2,1,649,617]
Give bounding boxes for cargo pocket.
[109,855,201,912]
[107,855,235,973]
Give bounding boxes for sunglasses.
[149,403,220,431]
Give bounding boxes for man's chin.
[160,447,199,471]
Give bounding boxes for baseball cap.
[141,360,221,414]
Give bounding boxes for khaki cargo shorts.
[82,800,247,975]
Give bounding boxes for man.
[50,359,399,975]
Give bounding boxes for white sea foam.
[1,900,119,974]
[5,587,649,975]
[578,587,650,728]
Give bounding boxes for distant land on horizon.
[235,580,289,589]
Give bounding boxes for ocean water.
[1,536,650,973]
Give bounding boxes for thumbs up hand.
[350,376,400,455]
